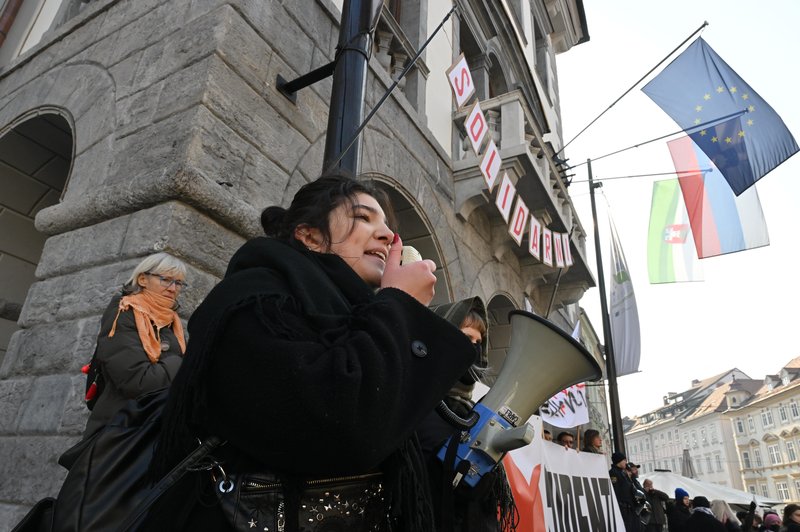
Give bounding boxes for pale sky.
[556,1,800,418]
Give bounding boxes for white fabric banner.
[504,421,626,532]
[538,383,590,428]
[608,215,641,377]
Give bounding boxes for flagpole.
[587,158,626,455]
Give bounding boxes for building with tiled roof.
[727,356,800,501]
[624,368,751,490]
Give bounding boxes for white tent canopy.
[644,471,780,507]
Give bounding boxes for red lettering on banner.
[480,141,501,191]
[469,113,485,141]
[509,196,529,246]
[455,67,470,96]
[495,173,515,222]
[542,228,553,267]
[553,233,565,268]
[529,214,541,259]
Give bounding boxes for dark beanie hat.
[611,451,626,464]
[675,488,689,500]
[692,496,710,508]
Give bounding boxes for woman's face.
[592,435,602,447]
[137,271,185,302]
[460,326,482,345]
[325,193,394,287]
[791,508,800,523]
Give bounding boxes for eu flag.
[642,38,798,195]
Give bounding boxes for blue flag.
[642,38,798,195]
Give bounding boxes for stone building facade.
[0,0,599,524]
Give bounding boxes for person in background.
[83,252,188,438]
[627,462,643,491]
[642,479,669,532]
[684,496,725,532]
[667,488,691,532]
[582,428,603,454]
[782,503,800,532]
[149,175,477,531]
[417,297,517,531]
[543,429,553,442]
[762,512,781,531]
[556,431,575,450]
[610,451,642,531]
[735,510,759,531]
[710,499,742,531]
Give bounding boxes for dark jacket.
[151,237,476,531]
[667,501,692,532]
[83,294,183,437]
[645,488,669,525]
[685,509,726,532]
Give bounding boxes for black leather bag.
[214,470,391,531]
[43,388,220,532]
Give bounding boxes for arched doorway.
[374,181,452,305]
[484,293,517,384]
[0,111,73,364]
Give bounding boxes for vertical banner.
[542,228,553,267]
[465,101,488,155]
[563,233,574,267]
[480,140,502,191]
[495,173,515,222]
[608,215,641,377]
[509,196,529,245]
[553,233,565,268]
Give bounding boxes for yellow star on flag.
[716,86,725,93]
[747,119,754,126]
[725,137,732,143]
[712,136,719,143]
[729,87,738,94]
[738,130,745,138]
[695,105,703,112]
[703,94,711,100]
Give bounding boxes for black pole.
[587,158,626,455]
[323,0,379,174]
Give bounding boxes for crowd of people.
[544,430,800,532]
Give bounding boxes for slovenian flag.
[647,179,704,284]
[668,133,770,258]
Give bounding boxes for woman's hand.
[380,235,437,305]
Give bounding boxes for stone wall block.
[262,51,329,143]
[59,374,90,435]
[237,0,314,74]
[115,81,165,139]
[17,375,74,433]
[0,502,29,532]
[0,377,33,432]
[281,0,336,54]
[19,261,136,327]
[153,56,212,121]
[241,145,291,209]
[291,134,324,183]
[45,11,108,64]
[0,319,99,378]
[98,0,167,43]
[107,108,196,186]
[36,216,128,278]
[185,105,248,189]
[215,6,272,94]
[0,435,77,505]
[204,57,310,175]
[108,49,144,101]
[187,0,227,21]
[60,135,115,203]
[71,30,121,67]
[122,201,243,280]
[362,128,397,179]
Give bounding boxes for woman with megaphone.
[145,174,478,532]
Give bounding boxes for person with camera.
[642,479,669,532]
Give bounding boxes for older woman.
[83,252,188,437]
[149,175,475,531]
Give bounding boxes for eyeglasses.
[145,273,188,289]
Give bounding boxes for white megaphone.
[438,309,603,488]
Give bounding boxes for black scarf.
[154,237,435,531]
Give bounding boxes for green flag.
[647,180,703,283]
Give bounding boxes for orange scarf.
[108,290,186,363]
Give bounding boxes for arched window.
[0,111,73,358]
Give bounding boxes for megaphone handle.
[435,400,480,429]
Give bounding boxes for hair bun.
[260,206,288,237]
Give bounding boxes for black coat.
[684,509,726,532]
[151,237,476,530]
[83,295,183,437]
[667,502,692,532]
[645,488,669,525]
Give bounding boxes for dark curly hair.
[261,172,395,248]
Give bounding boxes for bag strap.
[119,436,223,531]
